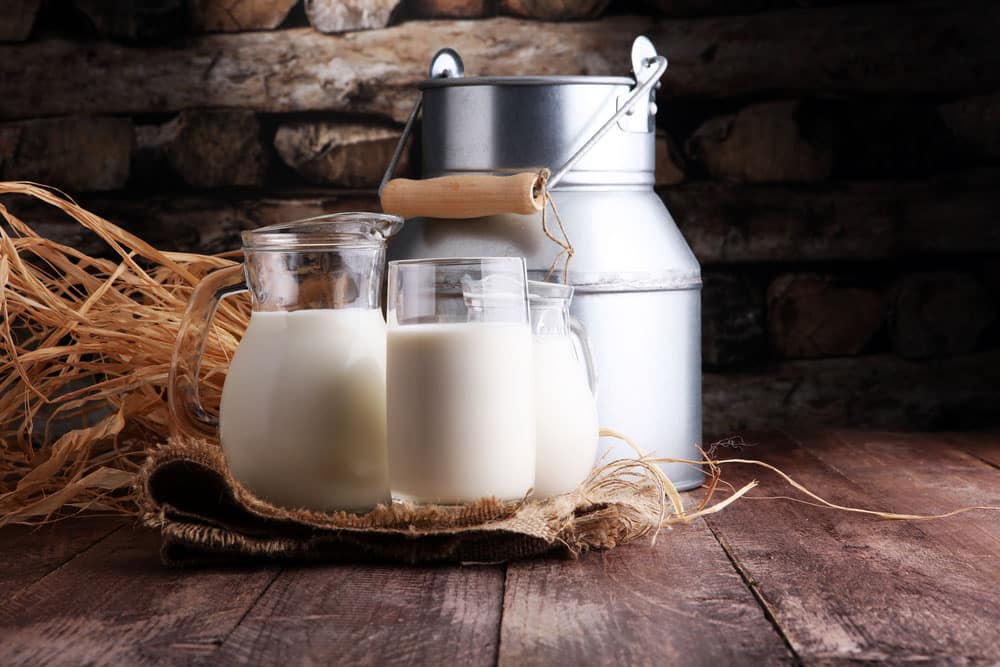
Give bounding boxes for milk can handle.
[547,54,667,189]
[569,316,599,397]
[378,54,667,216]
[381,172,546,219]
[168,264,247,438]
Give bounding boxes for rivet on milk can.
[380,37,704,491]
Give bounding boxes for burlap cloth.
[138,437,669,566]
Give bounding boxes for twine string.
[535,169,574,284]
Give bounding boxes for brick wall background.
[1,0,998,434]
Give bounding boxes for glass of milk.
[528,280,601,497]
[169,212,404,513]
[386,257,535,504]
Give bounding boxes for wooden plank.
[0,518,123,602]
[888,273,996,360]
[793,430,1000,600]
[497,518,795,666]
[686,100,833,184]
[703,349,1000,435]
[943,431,1000,469]
[214,563,504,665]
[0,18,647,123]
[0,116,133,192]
[704,431,1000,663]
[665,169,1000,264]
[2,2,998,121]
[648,0,1000,101]
[0,0,41,42]
[0,526,280,666]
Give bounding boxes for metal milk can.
[380,37,703,490]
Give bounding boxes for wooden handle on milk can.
[380,171,546,219]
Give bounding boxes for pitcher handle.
[569,316,599,398]
[168,264,247,438]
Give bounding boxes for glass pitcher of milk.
[386,257,536,504]
[528,280,600,497]
[169,213,403,513]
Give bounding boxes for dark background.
[1,0,997,434]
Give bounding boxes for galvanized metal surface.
[419,81,655,187]
[388,38,704,489]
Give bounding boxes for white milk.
[387,322,535,503]
[532,336,600,497]
[219,308,390,512]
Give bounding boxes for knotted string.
[534,169,574,284]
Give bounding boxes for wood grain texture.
[73,0,187,41]
[888,272,997,360]
[214,564,504,665]
[941,93,1000,161]
[1,2,997,121]
[305,0,403,33]
[498,0,608,20]
[704,349,1000,434]
[497,519,794,666]
[0,0,41,42]
[134,110,267,188]
[766,274,883,360]
[664,169,1000,265]
[0,527,279,666]
[942,432,1000,470]
[0,518,123,602]
[381,172,544,218]
[794,430,1000,597]
[274,121,410,187]
[704,431,1000,663]
[0,116,133,192]
[0,18,644,122]
[408,0,491,19]
[686,100,833,183]
[189,0,299,32]
[701,270,766,369]
[647,0,1000,100]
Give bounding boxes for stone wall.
[1,0,998,435]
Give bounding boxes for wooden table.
[1,431,997,665]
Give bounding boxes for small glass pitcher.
[528,280,600,497]
[169,212,402,512]
[386,258,535,504]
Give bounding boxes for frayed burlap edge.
[137,437,671,566]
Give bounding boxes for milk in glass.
[387,321,535,503]
[220,308,390,512]
[532,335,600,496]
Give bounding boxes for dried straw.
[0,182,248,525]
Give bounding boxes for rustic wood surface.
[1,1,996,121]
[686,100,833,184]
[0,431,996,665]
[703,432,1000,664]
[498,518,794,666]
[766,274,883,360]
[663,168,1000,263]
[702,350,1000,432]
[216,563,503,665]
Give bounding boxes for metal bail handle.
[378,48,464,196]
[548,37,666,188]
[379,37,668,218]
